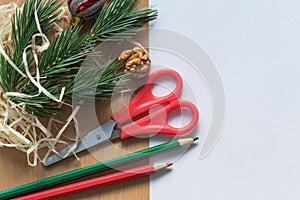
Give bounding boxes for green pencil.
[0,137,198,199]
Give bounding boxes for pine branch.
[11,59,126,118]
[65,59,126,100]
[0,0,63,92]
[2,0,158,118]
[89,0,158,41]
[37,0,157,80]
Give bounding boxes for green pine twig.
[1,0,158,118]
[0,0,63,92]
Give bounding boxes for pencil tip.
[154,163,173,171]
[193,137,200,141]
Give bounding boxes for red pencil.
[13,163,172,200]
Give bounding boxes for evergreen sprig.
[67,59,126,101]
[0,0,157,118]
[0,0,63,92]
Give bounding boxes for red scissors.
[44,69,199,166]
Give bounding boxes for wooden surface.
[0,0,150,200]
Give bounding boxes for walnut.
[118,49,133,61]
[128,51,143,61]
[119,46,151,78]
[133,47,144,53]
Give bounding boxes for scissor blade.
[80,119,118,150]
[43,120,118,166]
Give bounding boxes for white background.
[149,0,300,199]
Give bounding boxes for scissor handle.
[119,100,199,140]
[112,69,183,124]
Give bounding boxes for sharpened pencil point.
[167,162,173,167]
[153,163,173,171]
[193,137,199,141]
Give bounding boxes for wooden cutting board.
[0,0,150,199]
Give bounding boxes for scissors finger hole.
[167,107,193,129]
[151,75,177,98]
